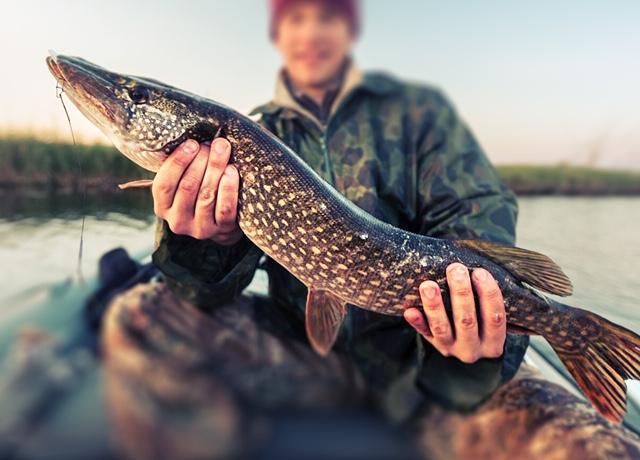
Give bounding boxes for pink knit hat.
[269,0,360,40]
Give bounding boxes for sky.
[1,0,639,167]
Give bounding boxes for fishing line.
[56,80,86,283]
[56,81,76,145]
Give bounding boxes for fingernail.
[183,139,198,154]
[454,265,467,280]
[474,269,488,281]
[214,139,228,155]
[421,284,436,299]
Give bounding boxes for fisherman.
[152,0,528,413]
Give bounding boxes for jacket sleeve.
[150,116,285,311]
[152,219,263,311]
[412,88,529,409]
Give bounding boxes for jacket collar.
[249,60,401,128]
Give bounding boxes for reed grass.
[1,137,639,195]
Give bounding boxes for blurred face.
[274,1,354,89]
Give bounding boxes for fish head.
[46,52,225,172]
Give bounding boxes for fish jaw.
[46,52,198,172]
[46,53,154,166]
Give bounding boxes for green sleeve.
[413,89,528,409]
[151,116,282,310]
[152,219,263,311]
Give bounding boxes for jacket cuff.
[152,220,263,310]
[415,336,504,410]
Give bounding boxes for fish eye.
[128,86,150,104]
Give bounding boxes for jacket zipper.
[283,89,358,188]
[319,136,336,186]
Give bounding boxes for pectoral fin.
[118,179,154,190]
[305,288,347,357]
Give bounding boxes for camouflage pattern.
[153,63,529,410]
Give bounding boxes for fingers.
[405,263,507,364]
[447,263,480,352]
[150,136,243,244]
[403,307,431,338]
[472,268,507,358]
[170,144,209,222]
[193,138,232,236]
[417,281,454,352]
[152,139,200,213]
[215,164,239,230]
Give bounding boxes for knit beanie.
[269,0,360,39]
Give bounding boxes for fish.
[46,52,640,423]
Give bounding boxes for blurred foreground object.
[100,282,640,459]
[102,282,384,459]
[419,365,640,459]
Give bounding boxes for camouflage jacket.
[152,62,529,414]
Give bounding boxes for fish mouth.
[46,53,63,81]
[46,52,181,156]
[45,51,164,168]
[46,51,127,133]
[45,52,219,172]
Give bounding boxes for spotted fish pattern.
[232,120,456,316]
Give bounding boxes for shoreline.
[1,137,639,196]
[3,183,640,197]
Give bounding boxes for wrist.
[210,230,244,246]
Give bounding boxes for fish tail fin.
[548,308,640,423]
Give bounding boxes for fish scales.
[228,118,441,315]
[46,52,640,423]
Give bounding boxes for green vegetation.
[497,164,640,195]
[1,137,639,195]
[0,137,152,192]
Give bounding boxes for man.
[151,0,528,410]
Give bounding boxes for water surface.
[1,195,638,325]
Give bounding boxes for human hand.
[403,263,507,363]
[152,137,243,245]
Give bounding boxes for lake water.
[1,195,639,327]
[515,196,640,329]
[0,190,156,309]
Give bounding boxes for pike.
[47,52,640,423]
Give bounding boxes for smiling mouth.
[297,54,327,63]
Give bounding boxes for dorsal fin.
[305,288,348,356]
[455,239,573,296]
